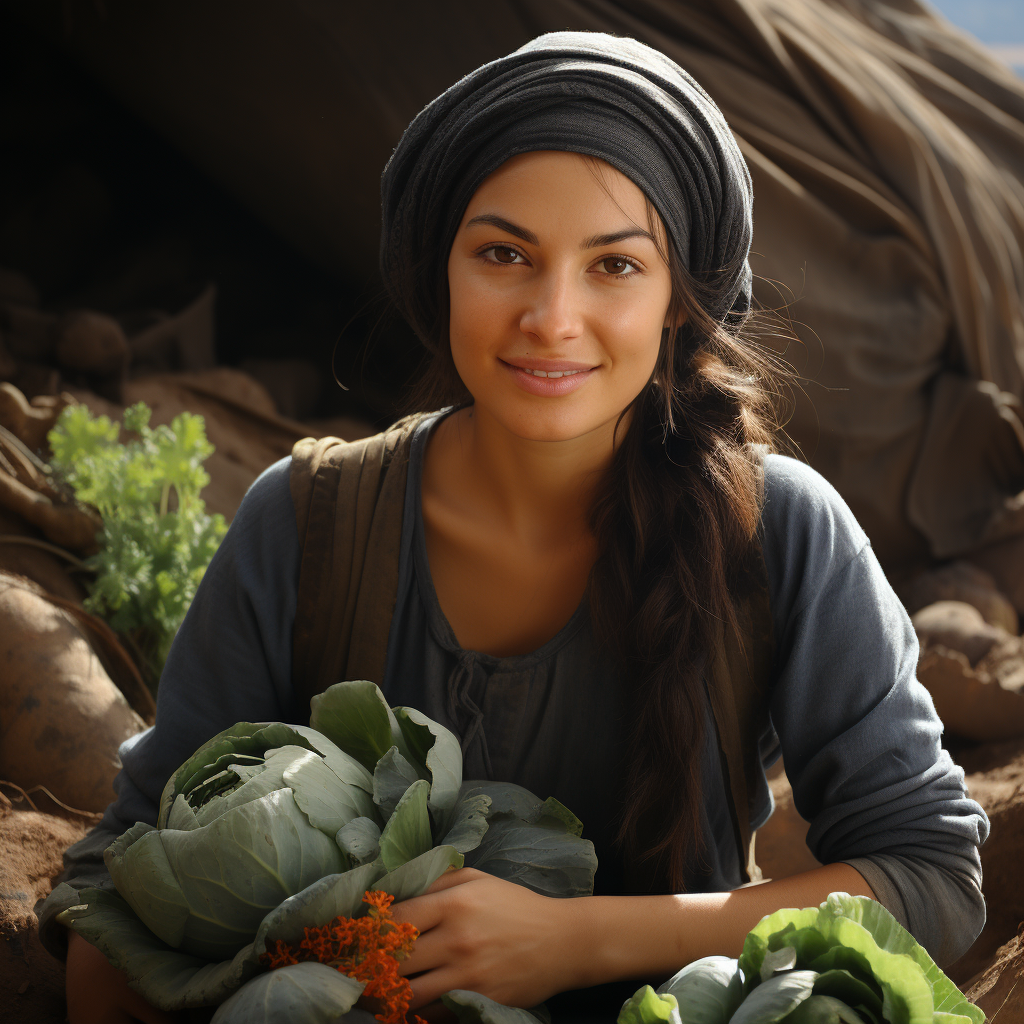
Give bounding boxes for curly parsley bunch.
[48,402,227,687]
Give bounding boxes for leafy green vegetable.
[60,680,596,1013]
[48,401,226,684]
[619,986,682,1024]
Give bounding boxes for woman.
[49,32,986,1023]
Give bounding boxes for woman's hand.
[65,929,175,1024]
[390,868,585,1013]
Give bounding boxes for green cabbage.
[441,894,983,1024]
[56,680,596,1018]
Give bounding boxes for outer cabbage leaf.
[656,956,744,1024]
[823,917,933,1024]
[108,789,346,961]
[336,817,382,865]
[310,680,415,771]
[166,794,201,831]
[394,705,463,820]
[812,970,883,1018]
[254,862,384,949]
[740,909,821,982]
[817,895,984,1024]
[781,994,869,1024]
[210,961,364,1024]
[283,747,378,835]
[439,791,492,854]
[374,746,422,818]
[618,985,681,1024]
[158,722,317,825]
[762,947,799,982]
[730,970,819,1024]
[379,778,433,870]
[57,887,262,1010]
[372,845,465,902]
[442,989,549,1024]
[459,782,596,897]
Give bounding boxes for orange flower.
[261,890,427,1024]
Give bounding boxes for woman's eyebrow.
[582,228,658,248]
[464,214,539,245]
[464,214,658,250]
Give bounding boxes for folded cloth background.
[10,0,1024,582]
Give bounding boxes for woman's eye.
[597,256,639,276]
[484,246,524,265]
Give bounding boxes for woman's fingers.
[395,922,451,976]
[390,868,485,933]
[425,866,488,893]
[407,966,473,1010]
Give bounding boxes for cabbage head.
[56,680,596,1018]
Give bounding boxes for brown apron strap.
[707,549,775,883]
[289,413,427,719]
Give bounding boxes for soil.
[0,791,97,1024]
[965,927,1024,1022]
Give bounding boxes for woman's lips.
[500,359,597,396]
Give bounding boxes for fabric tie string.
[445,650,494,779]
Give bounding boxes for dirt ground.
[0,791,96,1024]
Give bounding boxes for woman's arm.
[396,863,875,1011]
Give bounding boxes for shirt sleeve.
[760,455,989,965]
[36,456,302,957]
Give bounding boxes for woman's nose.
[517,270,584,345]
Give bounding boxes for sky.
[926,0,1024,75]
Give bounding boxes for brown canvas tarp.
[12,0,1024,581]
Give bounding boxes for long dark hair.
[404,177,787,894]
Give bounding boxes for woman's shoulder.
[235,455,295,527]
[759,454,873,613]
[761,453,869,559]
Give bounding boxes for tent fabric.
[17,0,1024,580]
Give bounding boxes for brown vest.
[289,414,775,883]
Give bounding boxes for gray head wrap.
[380,31,754,346]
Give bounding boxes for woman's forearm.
[568,862,875,988]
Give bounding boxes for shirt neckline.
[407,408,589,669]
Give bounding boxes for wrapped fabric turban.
[380,31,754,346]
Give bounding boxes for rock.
[0,800,95,1024]
[53,311,129,377]
[68,368,309,520]
[968,536,1024,620]
[128,285,217,374]
[912,601,1010,665]
[965,927,1024,1020]
[916,645,1024,740]
[901,561,1019,635]
[0,573,146,813]
[239,357,323,420]
[0,508,87,604]
[0,383,73,454]
[0,305,55,362]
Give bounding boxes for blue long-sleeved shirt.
[39,414,988,973]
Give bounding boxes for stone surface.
[902,560,1019,634]
[0,574,146,813]
[912,600,1010,666]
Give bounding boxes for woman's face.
[447,151,675,443]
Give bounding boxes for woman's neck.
[428,404,623,546]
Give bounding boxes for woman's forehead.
[461,151,669,244]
